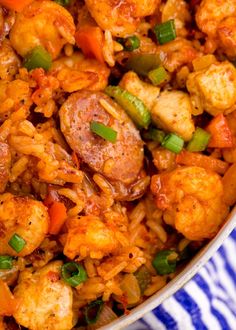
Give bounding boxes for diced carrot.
[176,150,229,174]
[43,188,60,207]
[0,0,34,12]
[75,26,104,64]
[48,201,67,235]
[0,279,18,316]
[206,114,234,148]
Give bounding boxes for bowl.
[101,207,236,329]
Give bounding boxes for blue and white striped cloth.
[128,229,236,330]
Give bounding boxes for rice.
[129,202,146,232]
[9,156,29,182]
[146,220,168,243]
[99,98,123,122]
[103,30,115,67]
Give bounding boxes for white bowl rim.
[100,207,236,330]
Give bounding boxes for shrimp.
[196,0,236,38]
[9,1,75,60]
[0,193,49,257]
[0,39,20,81]
[161,0,191,38]
[0,143,11,193]
[217,17,236,58]
[50,52,110,93]
[155,38,199,73]
[85,0,160,37]
[151,90,195,141]
[187,61,236,116]
[13,261,74,330]
[151,167,229,241]
[196,0,236,57]
[63,216,121,259]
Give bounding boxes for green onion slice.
[148,66,168,86]
[84,299,104,325]
[23,46,52,71]
[54,0,70,6]
[8,234,26,253]
[118,35,140,51]
[125,54,161,76]
[105,86,151,129]
[90,121,117,143]
[0,256,13,269]
[161,133,184,154]
[61,262,87,287]
[143,128,165,144]
[152,250,178,275]
[186,127,211,152]
[154,19,176,45]
[134,265,152,294]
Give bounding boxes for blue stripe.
[139,318,152,329]
[230,228,236,240]
[153,305,178,330]
[194,273,231,330]
[218,246,236,284]
[203,265,236,316]
[174,288,207,330]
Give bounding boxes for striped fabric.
[127,229,236,330]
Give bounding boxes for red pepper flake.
[47,271,60,283]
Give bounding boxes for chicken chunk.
[63,216,120,259]
[187,61,236,116]
[151,166,228,241]
[0,143,11,193]
[59,90,144,185]
[119,71,160,109]
[151,91,195,141]
[0,193,49,257]
[10,1,75,59]
[13,261,74,330]
[218,17,236,58]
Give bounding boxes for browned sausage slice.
[0,142,11,192]
[59,91,144,185]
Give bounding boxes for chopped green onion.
[23,46,52,71]
[161,133,184,154]
[143,128,165,143]
[84,299,104,325]
[118,36,140,51]
[154,19,176,45]
[8,234,26,253]
[54,0,70,6]
[61,262,87,287]
[152,250,178,275]
[0,256,13,269]
[134,265,152,294]
[186,127,211,152]
[125,54,161,76]
[148,66,168,86]
[90,121,117,143]
[105,86,151,129]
